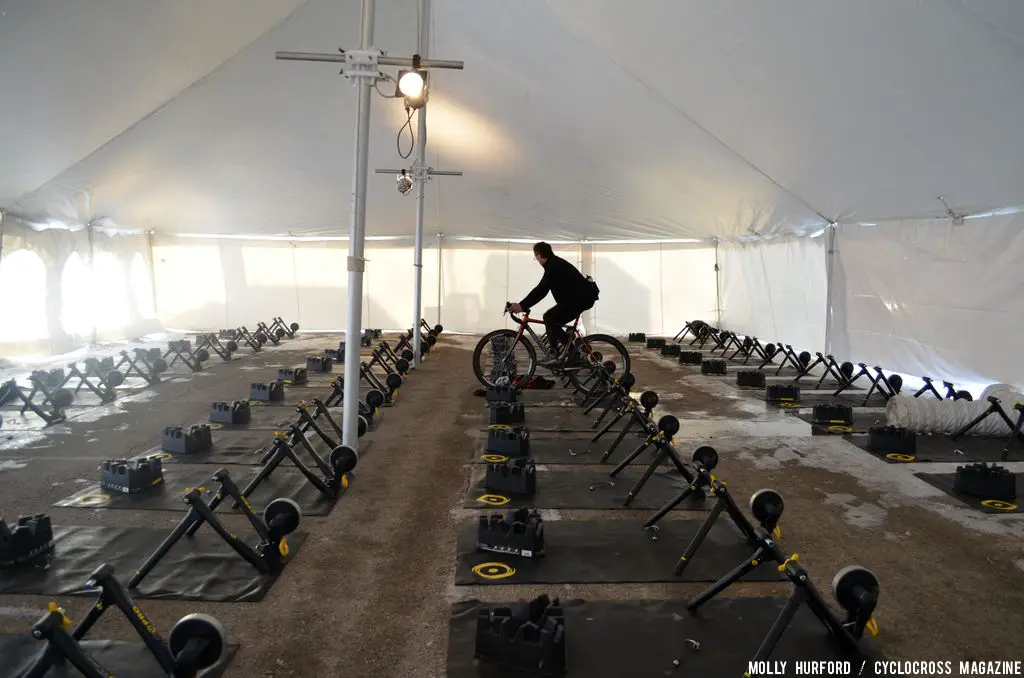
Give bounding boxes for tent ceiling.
[3,0,1024,240]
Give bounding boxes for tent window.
[0,249,49,342]
[92,252,130,330]
[130,252,156,319]
[61,252,94,337]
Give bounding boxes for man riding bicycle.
[507,242,600,369]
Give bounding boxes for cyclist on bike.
[507,242,599,369]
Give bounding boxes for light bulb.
[398,71,424,98]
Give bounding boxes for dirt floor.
[1,333,1023,676]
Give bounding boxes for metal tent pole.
[373,0,460,367]
[824,223,837,355]
[276,1,463,449]
[340,0,376,450]
[410,0,431,369]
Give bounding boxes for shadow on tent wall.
[587,253,657,337]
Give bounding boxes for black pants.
[543,298,594,356]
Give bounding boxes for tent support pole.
[824,223,837,355]
[436,233,443,327]
[714,237,722,328]
[339,0,375,451]
[410,0,431,369]
[87,221,98,347]
[146,230,159,318]
[275,0,464,447]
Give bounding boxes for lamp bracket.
[343,50,383,86]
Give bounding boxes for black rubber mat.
[0,525,305,601]
[515,389,583,406]
[848,432,1023,464]
[447,597,883,677]
[454,518,783,585]
[795,409,887,435]
[206,402,301,430]
[0,636,238,678]
[473,435,652,466]
[767,390,889,408]
[502,407,627,433]
[55,467,342,515]
[138,435,373,466]
[463,468,709,511]
[914,473,1021,514]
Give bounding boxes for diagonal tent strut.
[275,0,464,451]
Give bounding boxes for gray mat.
[766,390,889,408]
[915,472,1021,514]
[795,409,887,435]
[848,433,1024,464]
[464,468,708,511]
[455,518,784,585]
[473,435,652,466]
[55,467,342,515]
[0,525,305,602]
[447,597,883,677]
[496,407,626,433]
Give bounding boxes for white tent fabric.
[830,212,1024,391]
[150,237,715,336]
[719,237,828,354]
[4,0,1024,239]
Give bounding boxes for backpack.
[586,275,600,301]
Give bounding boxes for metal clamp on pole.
[342,50,381,86]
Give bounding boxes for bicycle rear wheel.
[472,329,538,388]
[567,333,631,395]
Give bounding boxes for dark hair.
[533,242,554,258]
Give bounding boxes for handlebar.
[504,302,526,324]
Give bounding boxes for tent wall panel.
[719,237,828,353]
[658,244,718,337]
[291,243,349,331]
[149,238,718,337]
[830,215,1024,391]
[0,216,153,356]
[589,244,718,337]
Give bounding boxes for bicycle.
[471,303,631,395]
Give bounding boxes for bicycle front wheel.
[472,329,538,388]
[568,333,632,395]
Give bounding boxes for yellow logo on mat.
[981,499,1017,511]
[471,562,516,580]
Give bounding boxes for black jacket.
[520,255,596,310]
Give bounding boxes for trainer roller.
[21,564,227,678]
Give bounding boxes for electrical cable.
[397,106,415,159]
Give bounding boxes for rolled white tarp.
[885,384,1024,435]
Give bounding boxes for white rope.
[886,384,1024,435]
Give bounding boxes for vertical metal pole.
[824,224,837,354]
[342,0,376,451]
[146,230,159,318]
[87,221,98,346]
[411,0,431,368]
[713,237,722,328]
[0,209,6,268]
[436,232,443,327]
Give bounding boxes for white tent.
[2,0,1023,390]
